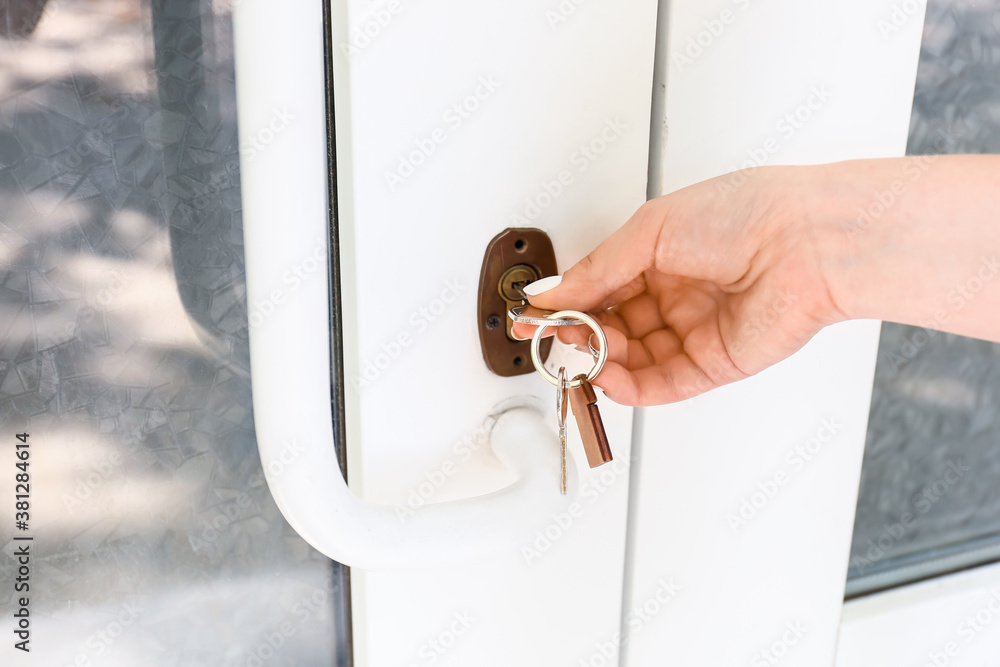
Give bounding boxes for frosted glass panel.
[0,0,348,663]
[848,0,1000,597]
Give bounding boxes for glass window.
[848,0,1000,598]
[0,0,349,662]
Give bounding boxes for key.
[508,304,581,327]
[526,309,611,474]
[508,281,587,327]
[556,367,568,495]
[567,373,613,468]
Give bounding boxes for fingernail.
[510,322,531,340]
[523,275,562,296]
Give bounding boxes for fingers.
[555,319,630,368]
[526,203,660,312]
[511,320,542,341]
[588,317,745,406]
[594,357,718,406]
[510,303,633,350]
[510,306,562,341]
[516,315,735,407]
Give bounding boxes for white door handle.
[242,215,579,569]
[254,391,577,569]
[234,4,581,570]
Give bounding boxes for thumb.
[525,205,659,311]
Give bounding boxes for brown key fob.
[568,374,613,468]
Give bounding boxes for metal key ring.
[530,310,608,388]
[587,333,600,358]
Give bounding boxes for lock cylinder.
[476,229,557,376]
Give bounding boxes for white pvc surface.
[837,561,1000,665]
[329,2,657,663]
[233,0,614,570]
[236,0,928,664]
[625,1,926,665]
[236,0,656,665]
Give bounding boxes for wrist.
[798,156,995,330]
[750,163,859,327]
[796,159,899,324]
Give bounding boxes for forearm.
[809,155,1000,341]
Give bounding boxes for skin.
[512,155,1000,406]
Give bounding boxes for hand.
[512,166,844,406]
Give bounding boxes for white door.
[625,2,927,665]
[234,1,929,665]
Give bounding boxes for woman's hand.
[514,155,1000,406]
[513,165,844,406]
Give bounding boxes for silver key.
[508,279,592,328]
[509,305,582,327]
[556,366,568,495]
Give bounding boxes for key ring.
[529,310,608,388]
[588,333,601,358]
[556,366,567,419]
